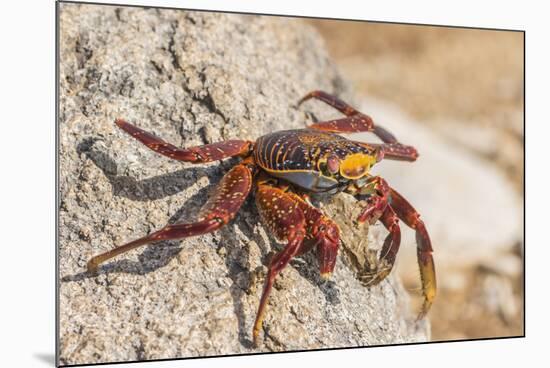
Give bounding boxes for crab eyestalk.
[326,154,340,174]
[316,154,340,178]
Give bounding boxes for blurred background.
[308,20,524,341]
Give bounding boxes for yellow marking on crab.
[339,153,376,179]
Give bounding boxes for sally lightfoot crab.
[87,91,436,345]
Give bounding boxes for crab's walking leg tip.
[252,327,261,348]
[416,302,432,322]
[297,96,309,107]
[320,272,332,281]
[86,258,100,273]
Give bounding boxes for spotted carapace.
[87,91,436,345]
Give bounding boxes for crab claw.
[314,220,340,279]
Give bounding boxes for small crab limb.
[311,216,340,279]
[378,206,401,274]
[358,206,401,286]
[299,90,361,116]
[298,90,398,143]
[253,184,306,346]
[356,142,419,162]
[348,177,434,316]
[388,187,436,319]
[87,163,254,272]
[352,176,391,225]
[115,118,253,163]
[288,191,341,278]
[348,177,399,285]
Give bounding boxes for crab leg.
[348,177,433,316]
[299,90,361,116]
[87,163,254,272]
[115,118,253,163]
[308,116,398,144]
[377,206,401,275]
[253,184,306,345]
[298,90,398,143]
[353,176,391,225]
[286,191,341,278]
[349,176,399,285]
[356,142,419,162]
[358,206,401,287]
[388,187,436,319]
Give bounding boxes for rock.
[59,4,427,366]
[350,97,523,289]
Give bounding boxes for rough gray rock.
[59,4,428,365]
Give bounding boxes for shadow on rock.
[62,184,214,282]
[218,212,256,349]
[61,241,184,282]
[76,137,223,201]
[291,252,341,306]
[69,136,342,347]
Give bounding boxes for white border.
[2,0,545,367]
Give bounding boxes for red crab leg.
[286,191,341,278]
[253,184,306,345]
[348,177,433,315]
[354,176,391,225]
[356,142,419,162]
[87,163,254,272]
[298,90,398,143]
[378,206,401,275]
[115,118,253,163]
[388,187,436,319]
[358,206,401,287]
[349,177,400,285]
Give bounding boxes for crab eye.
[327,155,340,174]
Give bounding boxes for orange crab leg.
[87,163,254,272]
[388,187,436,319]
[252,184,307,345]
[298,90,398,143]
[115,118,253,163]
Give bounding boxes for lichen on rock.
[59,3,428,365]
